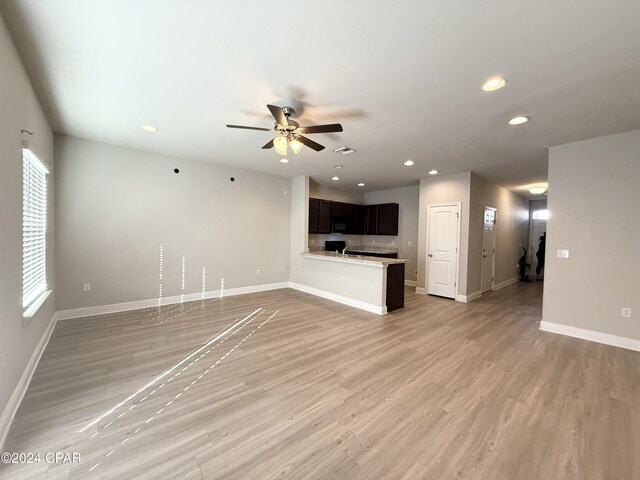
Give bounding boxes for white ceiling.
[3,0,640,197]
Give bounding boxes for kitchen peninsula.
[294,250,407,314]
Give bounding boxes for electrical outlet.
[391,240,395,245]
[557,249,570,259]
[256,269,261,275]
[310,239,315,245]
[83,283,91,292]
[408,240,412,247]
[2,352,7,373]
[621,307,632,318]
[372,240,376,244]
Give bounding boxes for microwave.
[331,217,348,233]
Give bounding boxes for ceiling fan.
[226,104,343,155]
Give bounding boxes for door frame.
[481,205,497,293]
[425,202,462,300]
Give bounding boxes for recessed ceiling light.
[279,157,289,164]
[140,125,158,132]
[331,176,340,181]
[428,169,438,175]
[509,115,530,125]
[403,160,414,166]
[333,165,343,169]
[482,77,507,92]
[357,183,365,187]
[529,185,547,194]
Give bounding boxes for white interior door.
[427,205,460,298]
[481,207,496,294]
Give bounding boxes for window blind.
[23,148,49,308]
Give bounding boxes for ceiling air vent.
[333,146,356,155]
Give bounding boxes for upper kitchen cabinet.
[309,198,332,234]
[364,205,379,235]
[365,203,399,235]
[378,203,399,236]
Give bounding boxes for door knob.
[428,254,433,257]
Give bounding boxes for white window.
[532,209,549,220]
[23,148,49,309]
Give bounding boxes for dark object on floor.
[536,232,546,278]
[518,247,531,282]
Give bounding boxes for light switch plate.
[557,249,570,259]
[621,307,632,318]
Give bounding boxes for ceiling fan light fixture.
[289,139,303,154]
[273,136,288,155]
[529,185,547,194]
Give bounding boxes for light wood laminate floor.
[1,283,639,479]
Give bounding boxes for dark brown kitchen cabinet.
[330,201,349,218]
[318,200,332,233]
[308,198,319,233]
[308,198,332,233]
[363,203,398,235]
[364,205,379,235]
[378,203,399,236]
[347,204,363,234]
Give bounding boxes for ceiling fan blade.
[296,135,325,151]
[267,104,288,127]
[226,124,272,131]
[300,123,343,134]
[261,139,274,149]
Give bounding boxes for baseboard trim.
[0,312,57,450]
[540,321,640,353]
[404,280,417,287]
[415,287,426,295]
[493,277,519,291]
[456,290,481,303]
[55,282,290,321]
[289,282,386,315]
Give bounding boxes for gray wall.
[309,179,364,204]
[543,129,640,340]
[363,185,419,284]
[417,172,471,295]
[55,135,291,310]
[467,173,530,294]
[0,12,55,430]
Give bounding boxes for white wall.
[309,179,363,204]
[55,135,291,310]
[543,129,640,342]
[290,175,309,282]
[0,12,55,442]
[364,185,419,284]
[467,173,530,294]
[417,172,471,295]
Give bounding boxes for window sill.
[23,290,52,323]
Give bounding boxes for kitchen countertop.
[302,251,407,266]
[346,245,398,254]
